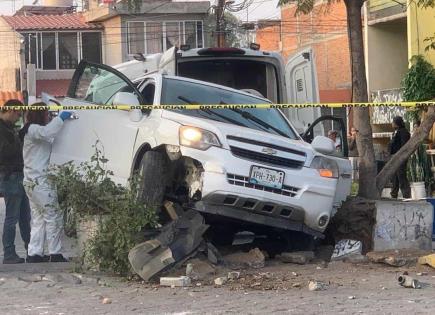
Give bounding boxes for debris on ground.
[327,197,376,253]
[418,254,435,269]
[160,276,191,287]
[101,297,112,304]
[308,280,328,291]
[228,271,241,280]
[223,248,265,269]
[331,239,362,261]
[278,251,315,265]
[341,253,369,264]
[416,272,428,276]
[232,231,256,245]
[163,201,184,221]
[214,277,227,286]
[185,259,216,281]
[398,274,422,289]
[128,210,209,281]
[366,249,431,267]
[205,242,222,265]
[315,245,334,262]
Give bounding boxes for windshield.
[161,78,297,139]
[178,59,279,102]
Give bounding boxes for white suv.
[50,61,352,237]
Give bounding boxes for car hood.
[161,110,315,165]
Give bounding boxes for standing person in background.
[0,100,31,264]
[348,127,359,181]
[20,105,72,263]
[390,116,411,199]
[328,130,342,152]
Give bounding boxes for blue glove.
[59,111,72,121]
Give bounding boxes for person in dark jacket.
[390,116,411,199]
[0,100,31,264]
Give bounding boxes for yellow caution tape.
[3,102,435,111]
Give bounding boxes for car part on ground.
[128,210,208,281]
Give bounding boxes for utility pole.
[216,0,226,47]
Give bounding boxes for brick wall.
[256,23,281,51]
[256,1,352,103]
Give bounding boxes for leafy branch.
[49,141,158,275]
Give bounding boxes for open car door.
[159,46,177,75]
[50,60,145,185]
[302,116,352,212]
[284,47,321,133]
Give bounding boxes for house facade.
[83,0,210,65]
[0,0,210,100]
[364,0,435,160]
[0,10,103,99]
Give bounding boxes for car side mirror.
[112,92,140,106]
[311,136,335,155]
[112,92,143,122]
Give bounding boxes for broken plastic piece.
[418,253,435,268]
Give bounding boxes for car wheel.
[138,151,168,210]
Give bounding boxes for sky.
[0,0,281,20]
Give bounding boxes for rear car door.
[284,47,321,133]
[301,116,352,211]
[50,61,145,185]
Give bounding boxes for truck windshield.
[161,78,297,139]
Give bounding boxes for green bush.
[50,142,158,275]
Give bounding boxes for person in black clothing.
[0,100,31,264]
[390,116,411,199]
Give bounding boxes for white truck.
[115,46,322,134]
[46,47,352,238]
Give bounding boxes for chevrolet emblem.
[261,147,277,155]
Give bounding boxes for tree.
[278,0,435,199]
[278,0,378,198]
[204,12,246,48]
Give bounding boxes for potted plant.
[407,144,432,199]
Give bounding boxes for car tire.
[138,151,168,210]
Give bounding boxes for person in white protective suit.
[19,108,72,263]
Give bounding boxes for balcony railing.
[368,0,407,21]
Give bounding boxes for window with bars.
[127,20,204,55]
[23,31,102,70]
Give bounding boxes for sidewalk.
[0,198,78,270]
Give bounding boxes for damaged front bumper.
[190,199,325,238]
[180,146,337,236]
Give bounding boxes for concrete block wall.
[373,200,433,251]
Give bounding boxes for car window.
[72,64,136,105]
[140,82,156,105]
[161,78,297,139]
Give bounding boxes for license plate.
[249,166,285,189]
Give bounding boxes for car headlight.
[310,156,339,178]
[179,126,221,150]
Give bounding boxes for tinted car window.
[73,64,135,105]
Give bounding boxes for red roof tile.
[2,14,102,31]
[36,79,70,98]
[0,91,23,106]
